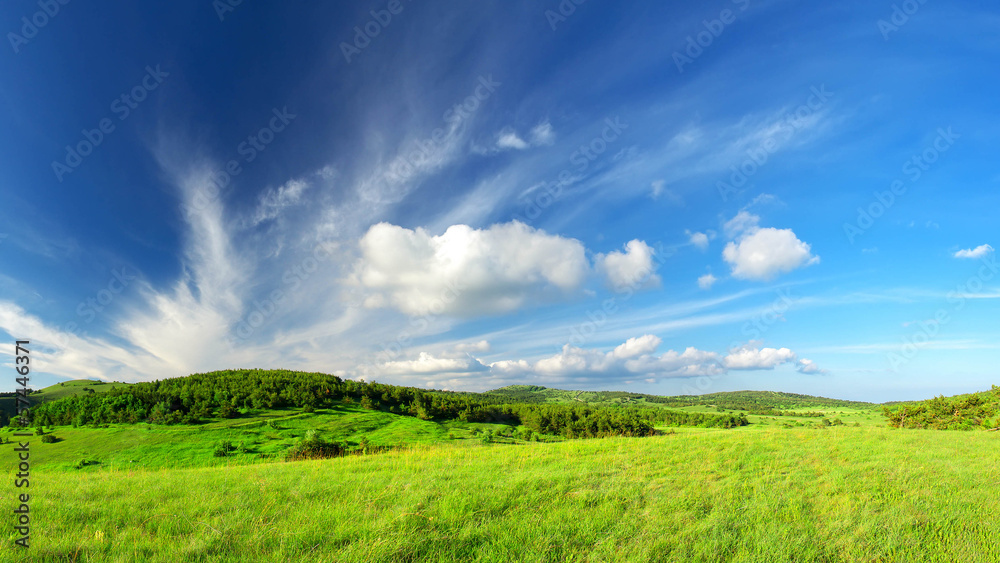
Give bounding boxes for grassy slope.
[0,379,129,417]
[4,427,999,562]
[0,404,543,471]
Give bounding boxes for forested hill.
[18,369,749,439]
[485,385,874,412]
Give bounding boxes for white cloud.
[723,211,760,239]
[687,230,711,251]
[496,337,723,381]
[954,244,993,259]
[360,336,820,387]
[246,179,310,228]
[595,239,661,291]
[611,334,662,359]
[623,347,725,378]
[720,342,827,375]
[496,129,529,150]
[722,342,797,370]
[377,352,489,376]
[796,358,827,375]
[353,220,589,317]
[722,213,818,281]
[529,122,556,146]
[697,273,718,290]
[495,121,556,152]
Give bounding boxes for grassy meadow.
[3,378,999,562]
[3,424,1000,562]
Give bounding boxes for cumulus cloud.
[611,334,662,359]
[697,273,717,290]
[497,129,529,150]
[723,342,797,370]
[353,220,589,317]
[722,212,818,281]
[595,239,661,291]
[377,352,489,376]
[360,336,824,387]
[720,342,826,375]
[954,244,994,259]
[494,337,722,381]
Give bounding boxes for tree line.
[20,369,748,438]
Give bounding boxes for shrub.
[214,440,235,457]
[286,430,344,461]
[41,434,58,443]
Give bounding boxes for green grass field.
[3,425,999,562]
[3,380,997,561]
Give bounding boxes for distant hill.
[0,379,130,418]
[485,385,874,412]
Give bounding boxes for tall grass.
[3,426,999,562]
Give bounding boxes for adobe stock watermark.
[843,127,958,244]
[544,0,588,31]
[673,0,751,73]
[7,0,71,54]
[75,268,138,324]
[717,85,833,202]
[50,65,170,182]
[212,0,246,22]
[877,0,930,41]
[187,106,297,214]
[340,0,414,64]
[376,74,500,191]
[887,252,998,371]
[228,241,339,345]
[513,116,628,224]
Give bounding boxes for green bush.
[214,440,235,457]
[286,430,344,461]
[41,434,58,443]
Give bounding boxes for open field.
[4,425,999,562]
[5,376,997,561]
[0,403,556,472]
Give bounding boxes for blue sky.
[0,0,997,401]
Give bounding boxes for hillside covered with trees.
[19,370,748,439]
[485,385,873,416]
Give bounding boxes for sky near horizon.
[0,1,997,402]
